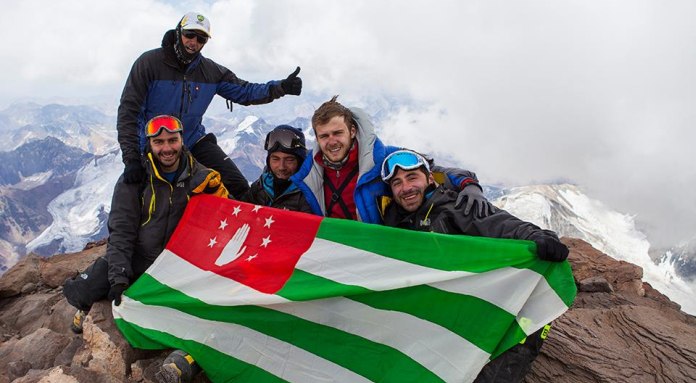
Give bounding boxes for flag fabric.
[113,194,576,383]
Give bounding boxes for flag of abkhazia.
[113,194,576,383]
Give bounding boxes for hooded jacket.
[382,185,559,242]
[116,30,286,165]
[291,108,396,224]
[106,147,228,286]
[242,172,313,213]
[291,108,481,224]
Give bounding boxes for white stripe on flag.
[515,277,570,334]
[148,250,290,306]
[430,267,543,314]
[113,297,373,383]
[297,238,474,289]
[300,238,568,326]
[271,296,489,383]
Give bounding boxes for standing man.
[117,12,303,198]
[379,149,568,383]
[63,115,228,334]
[241,125,313,212]
[291,95,493,224]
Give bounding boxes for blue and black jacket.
[117,30,286,165]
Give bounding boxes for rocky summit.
[0,238,695,382]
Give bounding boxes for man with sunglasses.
[117,12,303,199]
[291,95,494,224]
[241,125,313,212]
[63,115,228,337]
[379,149,568,383]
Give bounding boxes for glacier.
[494,184,696,315]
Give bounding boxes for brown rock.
[73,301,159,381]
[39,245,105,288]
[0,327,71,373]
[577,276,613,293]
[523,239,696,382]
[0,254,40,298]
[565,237,645,296]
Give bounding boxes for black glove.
[281,66,302,95]
[108,283,128,306]
[455,184,495,218]
[123,160,145,184]
[534,236,569,262]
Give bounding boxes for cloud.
[2,0,695,246]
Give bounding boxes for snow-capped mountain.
[0,102,117,154]
[0,137,95,272]
[25,150,122,256]
[658,238,696,282]
[493,184,696,315]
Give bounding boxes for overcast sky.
[3,0,695,247]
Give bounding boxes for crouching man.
[379,149,568,383]
[63,115,228,335]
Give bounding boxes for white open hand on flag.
[215,223,250,266]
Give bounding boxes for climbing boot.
[70,310,85,334]
[155,350,201,383]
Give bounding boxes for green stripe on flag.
[353,284,517,354]
[126,274,443,383]
[277,269,519,354]
[317,218,536,273]
[318,218,576,307]
[277,269,373,300]
[115,319,287,383]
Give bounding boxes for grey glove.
[455,184,495,218]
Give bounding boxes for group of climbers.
[62,11,569,383]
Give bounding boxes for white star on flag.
[246,254,257,262]
[252,205,262,213]
[232,206,242,216]
[261,235,272,248]
[207,237,217,248]
[218,219,228,230]
[264,216,275,228]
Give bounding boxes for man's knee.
[63,257,110,311]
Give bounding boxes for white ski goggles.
[381,150,430,182]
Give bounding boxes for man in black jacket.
[380,149,568,383]
[117,12,302,198]
[63,115,228,334]
[241,125,312,213]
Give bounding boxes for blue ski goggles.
[380,150,430,182]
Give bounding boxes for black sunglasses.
[182,30,208,44]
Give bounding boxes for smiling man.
[116,12,303,199]
[379,149,568,383]
[291,95,494,224]
[241,125,312,212]
[63,115,228,339]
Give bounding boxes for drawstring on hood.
[321,140,355,171]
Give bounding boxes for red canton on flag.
[167,195,323,293]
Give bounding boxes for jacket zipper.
[179,75,188,117]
